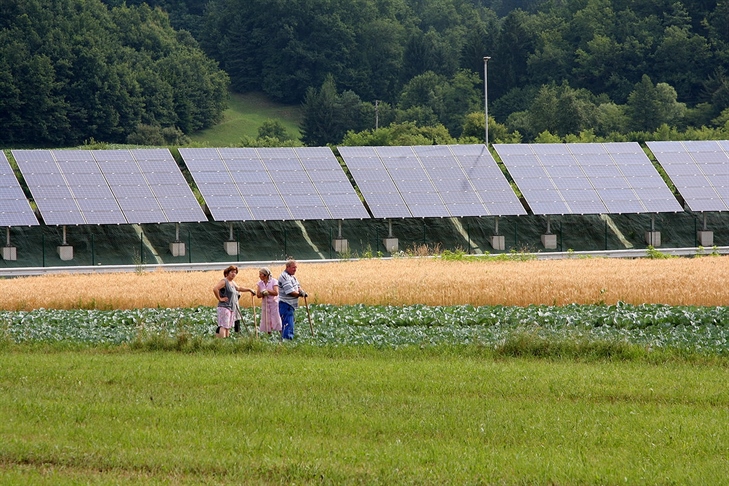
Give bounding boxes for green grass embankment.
[188,92,301,146]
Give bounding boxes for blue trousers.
[279,301,295,340]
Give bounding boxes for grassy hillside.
[188,92,302,146]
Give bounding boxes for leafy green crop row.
[2,303,729,354]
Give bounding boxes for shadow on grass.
[3,329,727,367]
[491,329,727,366]
[494,330,642,360]
[129,331,276,353]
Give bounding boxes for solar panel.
[123,208,168,225]
[13,149,205,225]
[495,142,682,215]
[133,148,170,160]
[13,150,109,225]
[250,206,291,220]
[0,152,39,227]
[339,145,524,218]
[25,184,72,199]
[647,140,729,212]
[127,149,206,223]
[210,207,252,221]
[227,159,266,172]
[38,209,87,226]
[53,150,92,162]
[179,147,369,221]
[337,147,424,218]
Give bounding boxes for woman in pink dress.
[256,267,282,335]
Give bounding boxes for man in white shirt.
[278,259,306,340]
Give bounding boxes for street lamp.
[375,100,379,130]
[483,56,491,147]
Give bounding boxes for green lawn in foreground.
[2,349,728,484]
[188,92,301,146]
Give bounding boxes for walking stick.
[304,295,315,337]
[251,292,258,337]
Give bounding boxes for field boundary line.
[1,247,728,277]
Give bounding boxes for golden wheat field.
[1,257,728,310]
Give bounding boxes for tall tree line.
[6,0,729,146]
[0,0,228,146]
[194,0,729,144]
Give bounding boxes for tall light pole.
[375,100,380,130]
[483,56,491,147]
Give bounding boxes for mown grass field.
[188,92,301,146]
[2,347,729,484]
[2,257,729,484]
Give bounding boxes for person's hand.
[262,289,269,296]
[300,290,307,298]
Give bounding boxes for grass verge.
[2,345,729,484]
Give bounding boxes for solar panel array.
[12,149,205,225]
[494,142,682,215]
[0,152,39,227]
[178,147,369,221]
[646,141,729,212]
[337,145,525,218]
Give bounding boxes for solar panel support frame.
[645,214,661,247]
[383,218,399,253]
[490,216,505,250]
[56,226,74,261]
[2,246,17,261]
[2,228,16,260]
[332,220,349,254]
[170,222,186,257]
[224,222,239,256]
[541,215,558,249]
[691,209,715,247]
[697,214,714,246]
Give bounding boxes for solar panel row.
[493,142,682,215]
[338,145,526,218]
[647,141,729,212]
[179,147,369,221]
[12,149,206,225]
[0,152,39,227]
[4,143,729,228]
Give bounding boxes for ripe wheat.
[1,257,727,310]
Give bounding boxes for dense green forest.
[0,0,228,146]
[3,0,729,147]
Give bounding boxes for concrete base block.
[541,234,557,249]
[384,237,399,253]
[57,245,73,261]
[170,241,186,257]
[697,230,713,247]
[490,235,505,251]
[645,231,661,247]
[333,238,349,253]
[224,241,238,256]
[2,246,17,261]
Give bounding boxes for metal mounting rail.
[1,247,728,278]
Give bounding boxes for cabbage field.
[3,303,729,354]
